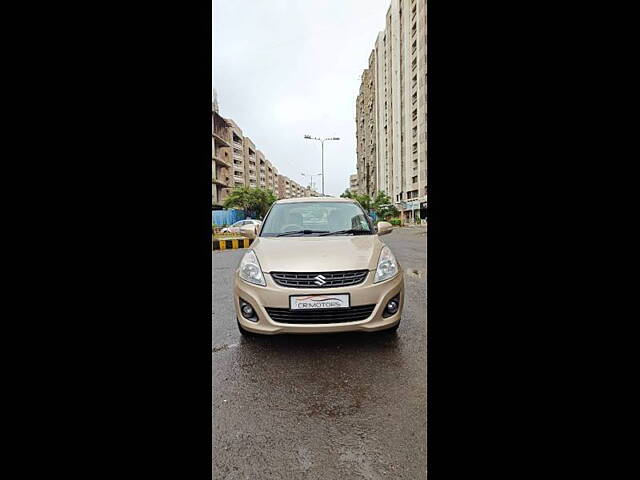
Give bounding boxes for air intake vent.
[265,304,376,324]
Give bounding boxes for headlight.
[374,245,398,283]
[239,250,266,286]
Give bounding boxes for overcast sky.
[213,0,390,197]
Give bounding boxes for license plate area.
[289,294,350,310]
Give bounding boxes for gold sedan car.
[234,197,404,335]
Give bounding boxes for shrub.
[389,218,402,226]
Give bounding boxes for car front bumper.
[234,270,404,334]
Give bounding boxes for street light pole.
[304,135,340,196]
[321,140,324,195]
[301,172,322,192]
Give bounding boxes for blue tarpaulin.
[212,209,247,226]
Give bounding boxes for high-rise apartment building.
[349,174,360,194]
[356,50,377,197]
[356,0,427,221]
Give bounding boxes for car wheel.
[237,318,259,336]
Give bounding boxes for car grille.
[270,270,369,288]
[265,304,376,324]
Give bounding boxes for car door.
[230,220,244,234]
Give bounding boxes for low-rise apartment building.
[276,175,311,199]
[212,107,233,208]
[213,97,320,208]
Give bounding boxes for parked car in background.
[221,219,262,235]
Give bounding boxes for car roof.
[275,196,356,204]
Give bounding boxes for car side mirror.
[377,221,393,236]
[240,224,257,239]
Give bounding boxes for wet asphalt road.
[213,227,426,479]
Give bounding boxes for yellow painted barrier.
[213,237,254,251]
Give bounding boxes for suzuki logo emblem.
[314,275,327,286]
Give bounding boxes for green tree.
[249,188,277,218]
[341,190,398,219]
[340,189,353,199]
[223,186,253,213]
[371,191,399,220]
[353,193,372,211]
[223,186,277,219]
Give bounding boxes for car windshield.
[260,202,373,237]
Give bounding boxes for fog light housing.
[383,295,400,318]
[241,304,254,317]
[239,299,258,322]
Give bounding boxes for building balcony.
[213,178,229,187]
[212,154,231,168]
[233,175,244,183]
[213,131,230,148]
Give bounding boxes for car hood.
[252,235,384,272]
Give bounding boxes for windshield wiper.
[276,229,329,237]
[319,229,371,236]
